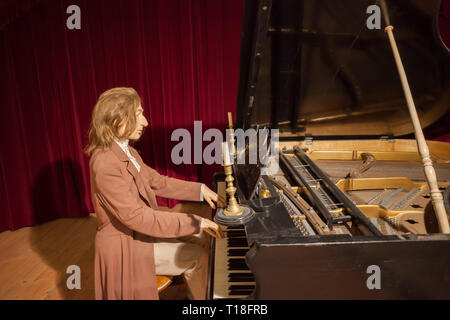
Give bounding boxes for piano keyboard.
[213,225,255,299]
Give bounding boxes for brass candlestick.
[223,164,244,216]
[215,141,256,226]
[222,141,243,216]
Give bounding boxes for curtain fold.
[0,0,243,232]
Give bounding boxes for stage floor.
[0,202,212,300]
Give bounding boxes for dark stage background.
[0,0,449,232]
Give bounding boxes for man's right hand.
[201,218,224,239]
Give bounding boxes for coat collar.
[110,139,142,163]
[110,139,130,162]
[109,141,153,206]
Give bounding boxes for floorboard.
[0,202,212,300]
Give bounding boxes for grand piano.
[207,0,450,299]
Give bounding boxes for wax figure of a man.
[85,87,225,300]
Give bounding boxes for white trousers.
[153,231,210,300]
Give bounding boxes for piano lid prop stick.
[379,0,450,233]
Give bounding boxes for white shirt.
[114,139,141,172]
[114,138,206,228]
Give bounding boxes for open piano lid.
[235,0,450,138]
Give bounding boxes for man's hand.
[202,218,225,239]
[202,185,226,209]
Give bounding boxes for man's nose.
[142,115,149,127]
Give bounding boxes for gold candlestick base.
[223,164,244,216]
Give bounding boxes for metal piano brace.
[280,146,384,237]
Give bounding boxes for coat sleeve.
[93,162,202,238]
[141,163,203,202]
[130,147,203,201]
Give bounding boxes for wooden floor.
[0,202,212,300]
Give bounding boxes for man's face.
[118,105,148,140]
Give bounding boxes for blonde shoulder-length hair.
[84,87,141,156]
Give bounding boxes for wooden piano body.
[207,0,450,299]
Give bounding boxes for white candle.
[222,141,232,166]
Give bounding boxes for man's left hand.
[202,185,226,209]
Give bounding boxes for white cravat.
[114,139,141,172]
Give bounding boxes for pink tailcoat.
[89,142,203,299]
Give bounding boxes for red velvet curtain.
[440,0,450,48]
[431,0,450,143]
[0,0,243,232]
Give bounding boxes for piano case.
[208,0,450,299]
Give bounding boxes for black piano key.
[228,285,255,290]
[227,241,248,245]
[227,236,247,240]
[229,273,255,282]
[227,229,245,233]
[229,274,254,280]
[226,226,244,230]
[228,249,248,256]
[229,290,253,296]
[227,239,248,245]
[228,264,248,268]
[228,265,248,270]
[226,231,247,237]
[228,265,250,271]
[228,258,246,264]
[229,272,253,277]
[227,246,248,250]
[228,239,248,247]
[229,278,255,282]
[228,259,247,263]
